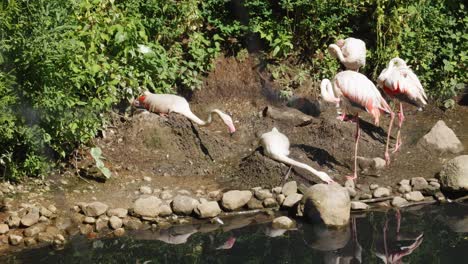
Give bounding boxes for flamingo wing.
[383,67,427,106]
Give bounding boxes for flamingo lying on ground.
[377,58,427,152]
[328,38,366,72]
[134,91,236,134]
[260,127,334,184]
[321,71,394,181]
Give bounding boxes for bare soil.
[5,55,468,209]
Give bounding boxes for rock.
[411,177,429,191]
[373,187,391,198]
[405,191,425,202]
[37,232,55,243]
[304,183,351,227]
[430,181,441,188]
[254,189,273,200]
[95,218,109,232]
[21,208,40,227]
[139,186,152,194]
[419,120,464,153]
[39,216,49,223]
[133,196,162,218]
[221,190,252,211]
[272,187,282,195]
[114,228,125,237]
[361,193,372,199]
[264,197,279,208]
[7,215,21,228]
[0,224,9,234]
[346,187,357,198]
[40,207,53,218]
[398,184,412,194]
[195,201,221,218]
[282,181,297,196]
[83,202,108,217]
[369,184,379,190]
[276,194,286,205]
[391,197,409,207]
[23,223,47,237]
[107,208,128,218]
[247,197,264,209]
[357,157,386,171]
[171,195,198,215]
[438,155,468,192]
[158,204,173,217]
[24,237,37,246]
[282,193,303,207]
[262,105,312,124]
[434,191,446,202]
[123,218,142,230]
[399,179,410,186]
[272,216,295,229]
[83,216,96,224]
[9,235,23,246]
[207,190,222,201]
[373,157,386,169]
[160,190,173,200]
[109,216,123,230]
[143,176,152,182]
[351,201,369,210]
[178,189,192,196]
[79,224,93,235]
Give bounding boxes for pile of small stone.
[0,202,63,248]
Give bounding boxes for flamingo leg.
[396,209,401,240]
[346,115,360,181]
[393,103,405,153]
[384,111,395,166]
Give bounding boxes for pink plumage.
[377,57,427,152]
[321,71,394,180]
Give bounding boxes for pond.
[3,203,468,263]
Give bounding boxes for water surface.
[3,204,468,263]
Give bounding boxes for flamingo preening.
[134,91,236,134]
[377,58,427,152]
[260,127,334,184]
[328,38,366,72]
[321,71,395,181]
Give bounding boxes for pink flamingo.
[328,37,366,72]
[321,71,395,180]
[377,58,427,153]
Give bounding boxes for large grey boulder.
[419,120,464,153]
[438,155,468,192]
[304,183,351,227]
[132,196,162,217]
[195,201,221,218]
[171,195,198,215]
[221,190,252,211]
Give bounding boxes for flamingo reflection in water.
[375,211,424,264]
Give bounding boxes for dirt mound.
[89,55,468,194]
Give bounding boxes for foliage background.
[0,0,466,180]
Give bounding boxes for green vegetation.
[1,0,466,180]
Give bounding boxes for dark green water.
[3,204,468,263]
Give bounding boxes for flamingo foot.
[346,174,357,181]
[336,113,354,122]
[385,152,391,166]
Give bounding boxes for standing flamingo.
[328,38,366,72]
[377,58,427,152]
[321,71,394,180]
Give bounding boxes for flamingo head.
[216,111,236,134]
[390,57,407,68]
[336,39,345,47]
[132,94,147,108]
